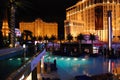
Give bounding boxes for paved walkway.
[41,71,60,80]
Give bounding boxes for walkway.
[41,71,60,80]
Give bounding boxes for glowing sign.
[15,28,21,37]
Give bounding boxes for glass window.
[99,0,103,3]
[84,2,86,8]
[78,5,80,11]
[114,0,117,3]
[117,0,119,3]
[110,0,112,3]
[94,0,103,3]
[91,0,94,4]
[89,0,91,5]
[81,4,83,10]
[104,0,107,3]
[87,1,89,6]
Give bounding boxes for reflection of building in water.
[112,61,120,76]
[64,0,120,42]
[105,59,120,76]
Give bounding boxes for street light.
[34,41,38,53]
[23,44,26,62]
[108,10,112,56]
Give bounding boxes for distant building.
[2,20,21,37]
[64,0,120,42]
[19,18,58,39]
[2,18,58,40]
[2,19,9,37]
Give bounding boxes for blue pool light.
[74,58,78,61]
[82,58,86,61]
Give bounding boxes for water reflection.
[44,54,120,79]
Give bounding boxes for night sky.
[17,0,79,38]
[18,0,79,21]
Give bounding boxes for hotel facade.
[20,18,58,39]
[2,18,58,39]
[64,0,120,42]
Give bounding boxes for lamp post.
[23,44,26,62]
[34,41,38,53]
[108,10,112,57]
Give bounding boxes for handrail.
[6,48,46,80]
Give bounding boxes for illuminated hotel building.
[2,18,58,39]
[64,0,120,42]
[2,19,9,37]
[20,18,58,39]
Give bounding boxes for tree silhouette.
[22,30,33,41]
[67,33,73,43]
[38,36,43,42]
[117,36,120,42]
[89,33,96,44]
[0,0,33,47]
[89,33,96,54]
[50,35,56,42]
[50,35,56,51]
[58,35,64,48]
[44,35,49,47]
[77,33,84,54]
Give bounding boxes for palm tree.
[0,0,33,47]
[117,36,120,42]
[89,33,96,54]
[23,30,33,41]
[77,33,84,54]
[44,35,49,47]
[8,0,16,47]
[50,35,56,51]
[50,35,56,42]
[66,33,73,55]
[38,36,43,42]
[67,33,73,43]
[58,35,63,48]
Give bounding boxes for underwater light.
[25,58,29,60]
[54,57,57,59]
[74,58,78,60]
[9,58,13,60]
[67,58,70,60]
[82,58,86,61]
[17,58,21,60]
[48,56,51,59]
[61,57,64,60]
